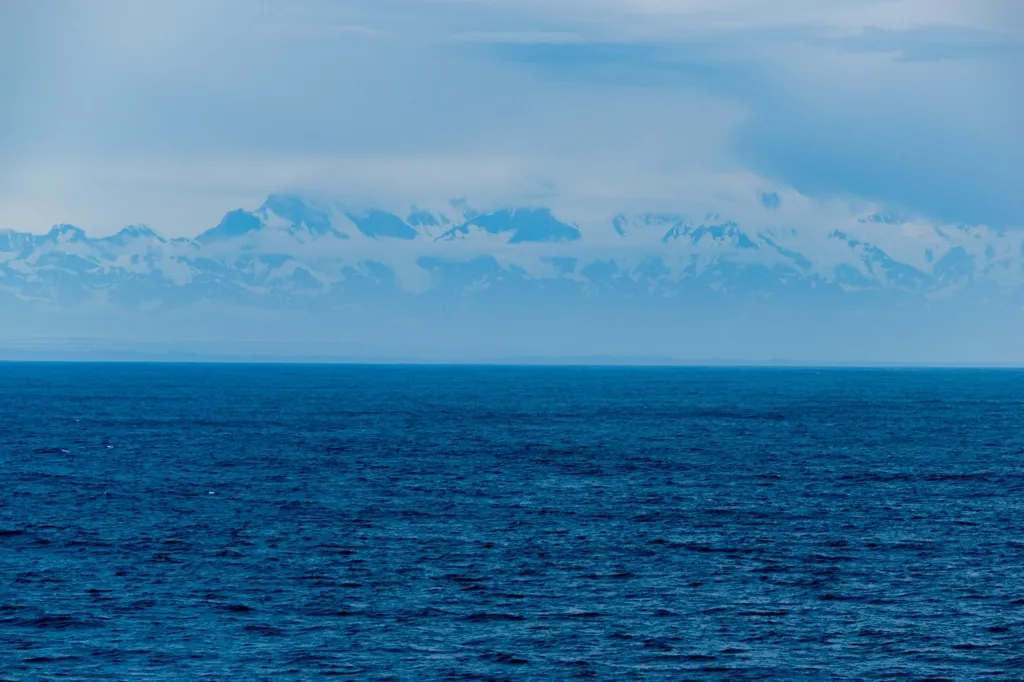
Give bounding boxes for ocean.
[1,363,1023,679]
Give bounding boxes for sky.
[0,0,1021,236]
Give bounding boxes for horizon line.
[2,357,1023,370]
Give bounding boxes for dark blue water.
[2,364,1024,680]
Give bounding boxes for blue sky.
[1,0,1021,235]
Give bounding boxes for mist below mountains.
[3,194,1023,364]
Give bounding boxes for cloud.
[833,25,1024,61]
[444,3,1023,226]
[419,0,1020,38]
[0,0,1020,234]
[450,31,587,44]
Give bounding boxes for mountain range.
[2,195,1023,362]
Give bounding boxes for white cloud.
[0,149,878,240]
[417,0,1019,38]
[0,0,1020,233]
[450,31,587,44]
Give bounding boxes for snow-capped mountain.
[3,194,1022,305]
[2,194,1023,362]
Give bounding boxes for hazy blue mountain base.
[2,196,1023,364]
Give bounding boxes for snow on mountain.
[2,194,1024,314]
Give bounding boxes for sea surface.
[2,363,1024,680]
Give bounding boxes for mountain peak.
[441,207,582,244]
[45,224,87,242]
[344,209,419,240]
[260,194,334,234]
[111,224,161,240]
[197,209,263,244]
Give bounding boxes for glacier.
[2,194,1023,363]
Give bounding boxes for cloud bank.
[0,0,1020,235]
